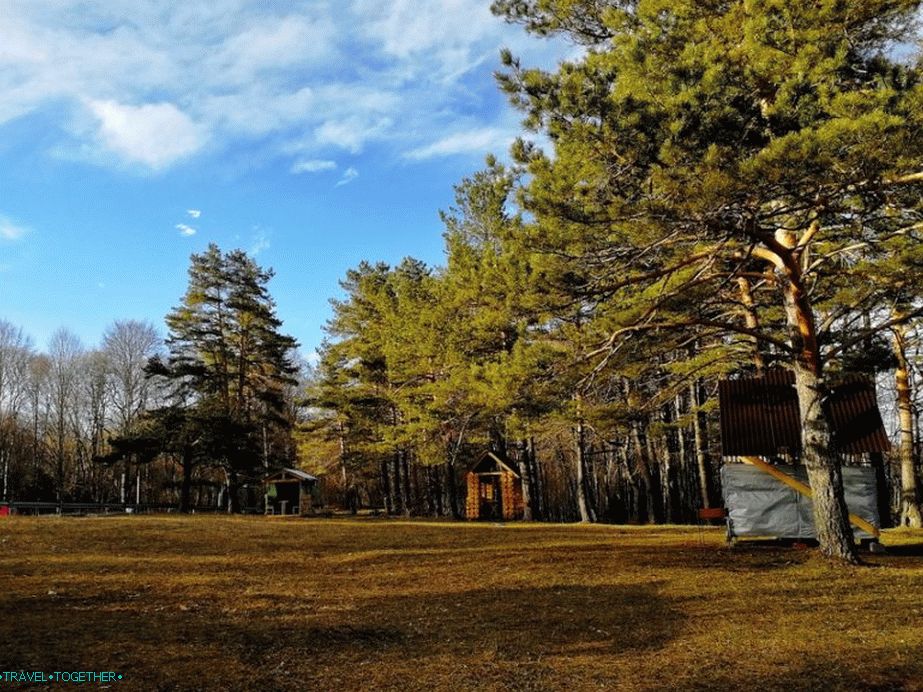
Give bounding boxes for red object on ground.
[698,507,728,520]
[0,506,10,517]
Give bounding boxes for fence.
[0,502,231,516]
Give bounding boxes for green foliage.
[492,0,923,366]
[305,2,923,525]
[158,244,299,479]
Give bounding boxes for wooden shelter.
[717,370,889,541]
[262,468,318,516]
[718,370,890,459]
[465,451,524,521]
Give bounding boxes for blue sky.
[0,0,574,359]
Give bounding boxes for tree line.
[0,245,304,511]
[302,0,923,563]
[0,319,160,506]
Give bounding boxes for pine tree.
[161,244,298,511]
[493,0,923,561]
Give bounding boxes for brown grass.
[1,516,922,691]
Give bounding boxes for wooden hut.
[465,451,524,521]
[262,468,318,516]
[717,370,889,541]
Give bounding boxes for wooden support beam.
[740,456,880,538]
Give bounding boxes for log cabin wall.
[501,471,523,520]
[465,472,480,519]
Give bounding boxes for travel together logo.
[1,671,123,684]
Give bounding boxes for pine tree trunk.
[339,434,357,514]
[439,464,450,517]
[628,418,663,523]
[390,454,403,516]
[675,392,699,523]
[623,378,659,522]
[660,401,678,522]
[528,437,544,520]
[1,450,7,502]
[660,434,673,523]
[422,465,435,517]
[380,459,393,515]
[517,439,533,521]
[781,271,858,562]
[574,416,595,523]
[446,458,460,519]
[675,393,687,517]
[691,380,712,509]
[646,427,665,523]
[433,465,444,516]
[180,448,192,513]
[868,452,892,529]
[737,277,765,375]
[401,452,412,518]
[893,321,922,528]
[614,438,632,522]
[226,469,240,513]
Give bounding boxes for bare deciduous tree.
[0,320,34,500]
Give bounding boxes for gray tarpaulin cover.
[720,464,880,540]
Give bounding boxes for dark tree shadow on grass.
[878,541,923,558]
[0,583,678,690]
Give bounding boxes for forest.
[304,1,923,565]
[0,245,304,513]
[2,2,923,566]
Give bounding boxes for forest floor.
[1,517,922,691]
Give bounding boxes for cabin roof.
[469,451,520,477]
[262,468,318,484]
[718,370,890,457]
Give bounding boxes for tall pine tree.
[162,244,298,511]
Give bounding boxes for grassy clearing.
[1,517,922,691]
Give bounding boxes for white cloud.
[187,209,201,218]
[291,159,336,174]
[335,167,359,187]
[88,99,207,169]
[404,127,514,160]
[0,217,28,241]
[0,1,572,171]
[176,223,196,236]
[315,117,392,154]
[204,15,337,87]
[200,86,316,138]
[250,228,271,255]
[355,0,498,80]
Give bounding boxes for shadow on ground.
[1,583,677,690]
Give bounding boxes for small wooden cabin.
[262,468,318,516]
[465,452,524,521]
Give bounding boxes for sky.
[0,0,575,360]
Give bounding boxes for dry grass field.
[1,516,922,691]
